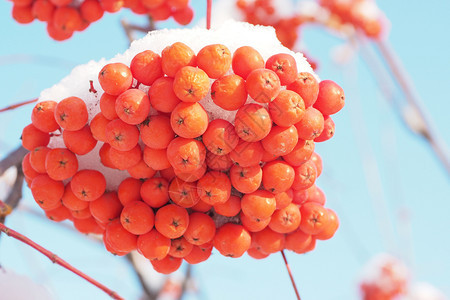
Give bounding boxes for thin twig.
[177,264,192,300]
[0,98,38,113]
[0,222,124,300]
[374,38,450,174]
[281,251,301,300]
[206,0,212,29]
[121,18,156,45]
[0,163,24,225]
[126,253,158,300]
[0,146,28,175]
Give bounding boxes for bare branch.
[177,264,192,300]
[126,253,158,300]
[0,163,24,224]
[0,98,37,113]
[0,146,27,175]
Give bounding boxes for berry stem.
[281,250,301,300]
[0,222,124,300]
[0,98,38,113]
[206,0,212,29]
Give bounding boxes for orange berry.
[313,80,345,115]
[261,125,298,156]
[109,144,141,170]
[282,139,315,166]
[31,175,64,210]
[140,115,175,149]
[172,6,194,25]
[211,74,247,111]
[246,68,281,103]
[54,96,88,131]
[206,152,233,171]
[22,152,40,180]
[49,0,70,6]
[161,42,196,78]
[213,195,241,217]
[149,77,181,113]
[315,209,339,240]
[168,178,200,208]
[262,160,295,193]
[294,107,324,140]
[229,164,262,194]
[29,146,50,174]
[166,137,206,172]
[241,190,276,220]
[45,204,71,222]
[173,161,206,182]
[105,119,140,151]
[99,143,115,168]
[75,216,104,235]
[261,148,278,162]
[285,229,313,254]
[299,202,329,235]
[197,44,232,79]
[247,246,269,259]
[80,0,104,22]
[252,227,285,254]
[31,101,59,132]
[170,102,209,138]
[155,204,189,239]
[105,219,137,253]
[127,159,156,180]
[265,53,298,86]
[130,50,163,86]
[268,203,301,233]
[191,200,212,213]
[310,152,322,177]
[99,93,118,120]
[202,119,239,155]
[70,169,106,201]
[63,125,97,155]
[121,201,154,235]
[240,212,271,232]
[53,7,82,33]
[184,244,213,264]
[269,90,305,127]
[173,66,210,103]
[148,3,171,20]
[287,72,319,108]
[46,22,73,41]
[229,140,264,167]
[232,46,264,79]
[169,237,193,258]
[196,171,231,205]
[115,89,150,125]
[167,0,188,9]
[143,147,171,170]
[292,160,317,190]
[45,148,78,181]
[141,0,163,9]
[137,229,170,260]
[12,5,34,24]
[90,192,123,224]
[12,0,32,7]
[90,113,109,142]
[98,63,132,96]
[213,223,251,258]
[118,177,142,205]
[150,255,182,274]
[140,177,169,208]
[22,124,49,151]
[62,184,89,211]
[234,104,272,142]
[184,212,216,245]
[274,189,294,209]
[71,207,92,220]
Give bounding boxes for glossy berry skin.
[314,80,345,115]
[246,68,281,103]
[98,63,133,96]
[287,72,319,108]
[130,50,163,86]
[115,88,150,125]
[265,53,298,86]
[232,46,264,79]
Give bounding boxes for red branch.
[206,0,212,29]
[281,251,301,300]
[0,222,124,300]
[0,98,38,113]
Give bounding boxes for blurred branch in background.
[121,17,156,45]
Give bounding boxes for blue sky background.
[0,1,449,299]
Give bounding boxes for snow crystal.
[38,21,316,190]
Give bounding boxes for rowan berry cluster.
[10,0,193,40]
[319,0,385,38]
[21,34,344,273]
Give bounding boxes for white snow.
[0,268,54,300]
[405,282,448,300]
